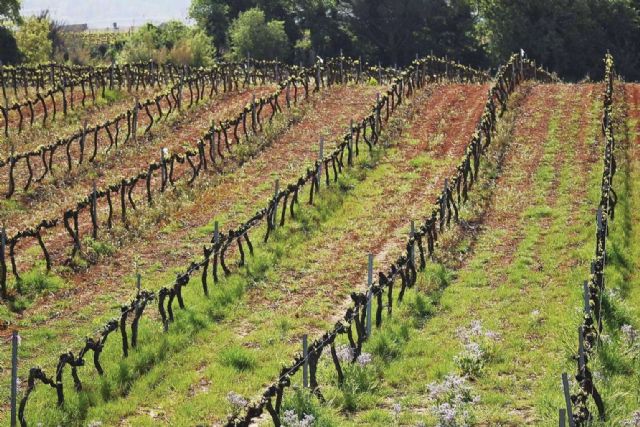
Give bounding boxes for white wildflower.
[282,410,315,427]
[621,324,638,344]
[392,402,402,417]
[356,352,373,367]
[622,410,640,427]
[335,345,354,363]
[227,391,248,409]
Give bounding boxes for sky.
[20,0,193,29]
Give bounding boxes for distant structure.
[60,23,88,32]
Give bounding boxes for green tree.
[227,8,289,60]
[15,15,53,63]
[478,0,640,80]
[291,0,352,61]
[339,0,483,65]
[0,0,20,24]
[190,0,230,49]
[0,26,20,64]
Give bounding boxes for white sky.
[20,0,193,29]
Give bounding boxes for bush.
[118,21,215,67]
[15,16,52,63]
[227,8,289,61]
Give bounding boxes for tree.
[291,0,353,61]
[0,0,22,64]
[477,0,640,80]
[339,0,484,66]
[228,8,289,60]
[15,15,53,63]
[0,0,20,24]
[189,0,231,51]
[0,26,19,64]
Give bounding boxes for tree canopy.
[0,0,20,24]
[228,8,289,60]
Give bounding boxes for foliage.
[477,0,640,80]
[0,25,19,64]
[117,21,215,66]
[0,0,20,24]
[189,0,230,49]
[227,8,289,60]
[339,0,484,66]
[15,15,52,63]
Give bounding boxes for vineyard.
[0,52,638,427]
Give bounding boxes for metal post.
[366,253,373,336]
[132,97,139,141]
[302,334,309,388]
[10,330,18,427]
[349,119,354,155]
[136,273,141,296]
[160,148,167,185]
[214,221,219,245]
[273,179,280,230]
[317,137,324,187]
[410,220,416,266]
[559,409,566,427]
[561,373,575,427]
[251,94,256,133]
[1,226,7,299]
[92,182,98,238]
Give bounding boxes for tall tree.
[227,8,289,60]
[189,0,230,49]
[0,0,21,64]
[478,0,640,80]
[0,0,20,23]
[338,0,484,66]
[291,0,352,60]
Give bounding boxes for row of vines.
[225,54,555,427]
[9,55,488,427]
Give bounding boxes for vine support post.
[273,179,280,230]
[214,221,219,245]
[302,334,309,388]
[251,94,257,133]
[0,226,7,300]
[91,182,98,239]
[559,409,566,427]
[561,373,575,427]
[317,137,324,188]
[132,97,139,142]
[136,273,141,297]
[10,330,18,427]
[410,220,416,266]
[366,253,373,337]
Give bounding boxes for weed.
[220,346,256,371]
